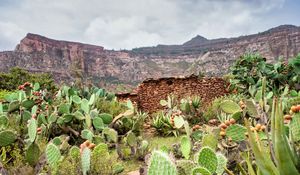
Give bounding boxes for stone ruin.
[116,75,229,113]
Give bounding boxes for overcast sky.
[0,0,299,51]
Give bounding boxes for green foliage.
[148,150,177,175]
[192,167,211,175]
[0,90,13,100]
[0,67,56,91]
[176,160,196,175]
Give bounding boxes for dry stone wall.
[116,75,229,113]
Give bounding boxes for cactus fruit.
[192,167,212,175]
[25,143,40,166]
[197,147,218,173]
[148,150,177,175]
[216,153,227,175]
[93,117,104,130]
[46,143,61,168]
[99,113,113,124]
[174,116,185,129]
[176,160,196,175]
[226,124,247,142]
[290,113,300,141]
[0,130,17,146]
[219,100,241,114]
[202,134,218,150]
[81,147,91,175]
[28,118,37,143]
[180,136,191,159]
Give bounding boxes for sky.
[0,0,299,51]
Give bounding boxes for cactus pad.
[176,160,196,175]
[148,150,177,175]
[69,146,80,159]
[216,153,227,175]
[0,130,17,146]
[99,113,113,124]
[81,129,94,141]
[8,100,20,113]
[126,131,137,147]
[102,128,118,143]
[192,167,212,175]
[245,100,258,117]
[226,124,247,142]
[46,143,61,168]
[28,118,37,143]
[81,99,90,114]
[174,116,185,128]
[180,136,191,159]
[0,115,8,128]
[81,147,91,175]
[220,100,241,114]
[202,133,218,150]
[92,117,104,130]
[290,113,300,142]
[25,143,40,166]
[197,147,218,173]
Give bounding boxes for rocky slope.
[0,25,300,91]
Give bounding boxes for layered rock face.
[0,25,300,89]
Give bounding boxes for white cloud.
[0,0,294,50]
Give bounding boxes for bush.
[0,67,56,91]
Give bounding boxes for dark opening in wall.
[166,80,173,85]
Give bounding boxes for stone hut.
[116,75,229,113]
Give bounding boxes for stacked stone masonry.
[116,75,229,113]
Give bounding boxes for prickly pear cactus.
[290,113,300,142]
[202,133,218,150]
[0,130,17,146]
[192,167,212,175]
[28,118,37,143]
[99,113,113,124]
[220,100,241,114]
[216,153,227,175]
[197,147,218,174]
[93,117,104,130]
[81,147,91,175]
[226,124,247,142]
[81,129,94,141]
[245,100,258,117]
[81,99,90,114]
[180,136,191,159]
[25,143,40,166]
[46,143,61,168]
[176,160,196,175]
[148,150,177,175]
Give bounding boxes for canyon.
[0,25,300,92]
